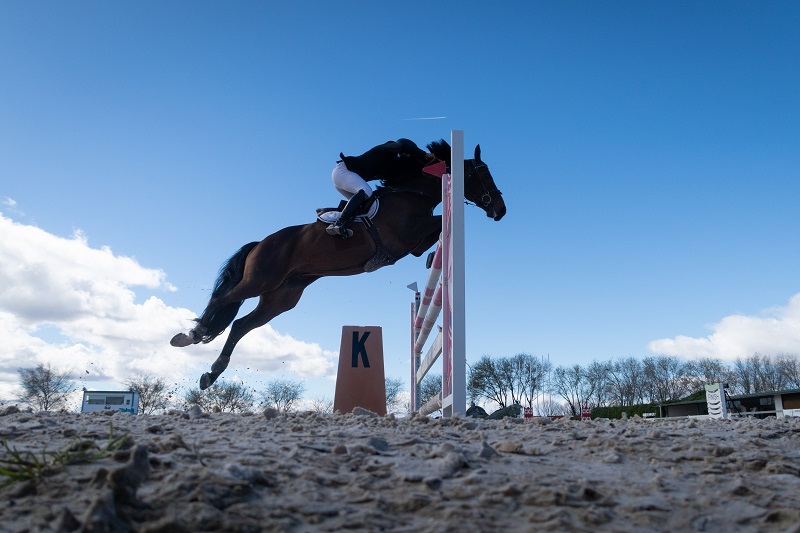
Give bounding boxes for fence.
[410,130,466,418]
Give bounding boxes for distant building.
[658,386,800,419]
[81,390,140,415]
[658,398,709,418]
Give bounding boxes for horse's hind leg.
[170,292,241,347]
[170,296,243,347]
[172,264,278,348]
[172,242,262,347]
[199,279,317,389]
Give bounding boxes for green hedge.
[590,403,658,419]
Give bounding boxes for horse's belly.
[364,247,402,272]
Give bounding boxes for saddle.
[315,191,393,272]
[315,197,380,224]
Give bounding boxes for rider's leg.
[327,189,369,238]
[328,162,372,239]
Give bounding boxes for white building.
[81,390,140,415]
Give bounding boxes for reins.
[380,158,502,210]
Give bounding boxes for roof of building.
[658,387,800,407]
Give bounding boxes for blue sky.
[1,1,799,406]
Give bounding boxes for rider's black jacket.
[339,139,428,185]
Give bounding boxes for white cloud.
[0,213,336,402]
[2,197,17,207]
[648,293,800,360]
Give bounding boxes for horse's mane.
[426,139,452,168]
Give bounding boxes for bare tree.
[420,373,442,406]
[551,364,595,417]
[733,353,785,394]
[732,356,755,394]
[17,363,75,411]
[385,377,405,414]
[468,356,510,409]
[309,396,333,414]
[685,357,733,392]
[511,353,551,409]
[260,379,305,413]
[777,354,800,389]
[468,354,551,410]
[585,360,612,407]
[756,353,785,391]
[494,357,522,406]
[607,357,646,406]
[124,374,169,414]
[184,381,256,412]
[535,398,568,417]
[643,355,693,403]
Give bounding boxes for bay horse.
[170,140,506,389]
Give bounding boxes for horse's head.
[465,145,506,221]
[427,140,506,221]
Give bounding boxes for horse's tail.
[196,241,260,343]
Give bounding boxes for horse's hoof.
[170,333,193,347]
[199,373,214,390]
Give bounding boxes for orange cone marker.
[333,326,386,415]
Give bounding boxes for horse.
[170,140,506,389]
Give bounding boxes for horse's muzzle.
[488,202,506,221]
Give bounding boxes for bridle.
[411,157,502,210]
[466,160,502,209]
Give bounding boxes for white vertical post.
[442,130,466,417]
[411,294,420,411]
[704,383,729,420]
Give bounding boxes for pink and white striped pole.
[413,241,442,339]
[414,282,443,357]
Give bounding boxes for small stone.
[493,440,524,454]
[367,437,389,452]
[351,407,379,417]
[601,451,622,464]
[1,405,21,416]
[479,441,499,459]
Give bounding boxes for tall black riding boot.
[326,189,369,239]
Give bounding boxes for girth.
[360,217,403,273]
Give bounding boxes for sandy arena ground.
[1,406,799,533]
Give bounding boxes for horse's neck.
[371,189,442,257]
[379,189,438,216]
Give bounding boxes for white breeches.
[332,161,373,199]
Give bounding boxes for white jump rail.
[410,130,466,418]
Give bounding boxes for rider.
[327,138,433,239]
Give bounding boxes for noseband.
[467,161,502,208]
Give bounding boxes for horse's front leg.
[199,302,268,389]
[197,298,260,388]
[200,353,232,389]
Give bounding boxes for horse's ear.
[474,144,482,162]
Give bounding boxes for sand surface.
[1,407,800,533]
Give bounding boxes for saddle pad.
[317,199,379,224]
